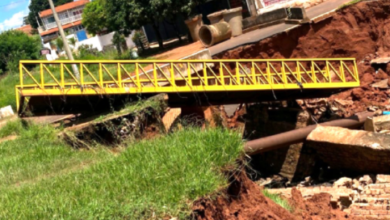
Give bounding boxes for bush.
[0,31,40,74]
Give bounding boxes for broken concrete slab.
[307,126,390,173]
[22,114,76,126]
[371,57,390,64]
[364,114,390,132]
[371,79,389,89]
[162,108,181,132]
[267,174,390,219]
[0,105,14,119]
[223,104,240,117]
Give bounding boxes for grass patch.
[0,120,111,190]
[0,73,19,109]
[263,189,293,212]
[0,126,243,219]
[94,95,165,123]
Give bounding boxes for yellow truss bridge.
[16,58,360,111]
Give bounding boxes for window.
[47,16,55,23]
[72,9,83,16]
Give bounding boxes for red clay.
[215,0,390,117]
[192,171,361,220]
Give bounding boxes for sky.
[0,0,31,31]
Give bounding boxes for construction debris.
[162,108,181,132]
[0,105,14,119]
[244,111,377,155]
[306,126,390,173]
[22,114,76,126]
[268,174,390,219]
[364,114,390,133]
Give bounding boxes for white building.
[38,0,135,60]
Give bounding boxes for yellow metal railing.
[16,58,360,111]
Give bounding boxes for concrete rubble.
[268,174,390,219]
[365,114,390,133]
[306,126,390,173]
[0,105,14,119]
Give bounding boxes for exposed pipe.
[244,111,378,155]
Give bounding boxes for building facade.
[38,0,89,44]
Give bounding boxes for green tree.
[82,0,109,35]
[55,37,64,51]
[27,0,73,29]
[0,31,41,73]
[68,37,77,47]
[112,31,127,55]
[105,0,205,50]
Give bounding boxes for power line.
[0,0,29,9]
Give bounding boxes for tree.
[112,31,127,55]
[68,37,77,47]
[55,37,64,51]
[82,0,109,35]
[0,31,41,73]
[27,0,73,29]
[105,0,205,50]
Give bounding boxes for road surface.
[209,0,352,56]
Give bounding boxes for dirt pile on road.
[216,0,390,117]
[192,171,361,220]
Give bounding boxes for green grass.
[0,73,19,109]
[263,189,293,212]
[0,122,243,219]
[93,95,165,123]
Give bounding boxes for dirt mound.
[215,0,390,117]
[192,171,360,220]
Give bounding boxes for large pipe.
[244,111,377,155]
[199,22,232,47]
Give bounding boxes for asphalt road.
[209,0,352,56]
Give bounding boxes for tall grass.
[0,120,111,189]
[0,126,243,219]
[0,73,19,109]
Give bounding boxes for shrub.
[0,31,40,74]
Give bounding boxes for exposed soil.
[192,171,362,220]
[215,0,390,117]
[154,41,204,60]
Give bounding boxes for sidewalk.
[209,0,352,55]
[152,0,353,60]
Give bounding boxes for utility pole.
[48,0,80,79]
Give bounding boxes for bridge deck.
[16,59,360,111]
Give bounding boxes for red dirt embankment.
[215,0,390,117]
[192,171,361,220]
[192,1,390,219]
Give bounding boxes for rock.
[361,73,375,86]
[351,88,365,99]
[334,177,353,188]
[203,107,217,128]
[358,175,373,186]
[376,174,390,183]
[352,179,361,190]
[335,99,354,106]
[299,176,313,187]
[376,68,389,80]
[371,79,389,89]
